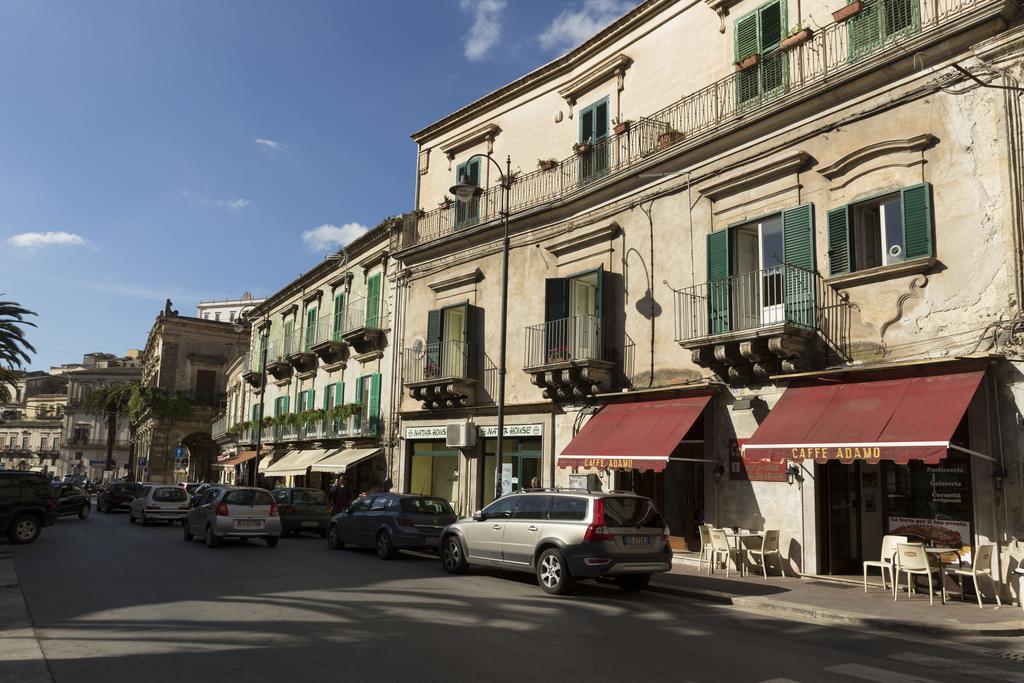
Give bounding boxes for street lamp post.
[451,154,512,502]
[236,315,269,488]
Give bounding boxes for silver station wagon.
[440,490,672,595]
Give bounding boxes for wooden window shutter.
[369,373,382,435]
[707,230,731,334]
[901,183,933,260]
[365,273,381,328]
[758,0,783,49]
[332,294,344,340]
[580,106,595,144]
[594,101,609,140]
[782,204,815,270]
[544,279,569,322]
[734,10,759,61]
[848,0,882,59]
[827,206,852,276]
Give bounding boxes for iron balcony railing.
[403,340,472,384]
[524,314,609,367]
[211,415,228,440]
[400,0,990,249]
[313,312,346,346]
[344,296,387,332]
[672,264,850,356]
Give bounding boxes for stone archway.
[180,432,220,483]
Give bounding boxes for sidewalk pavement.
[0,549,51,683]
[651,556,1024,638]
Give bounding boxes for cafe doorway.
[816,459,863,575]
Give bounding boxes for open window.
[734,0,787,110]
[426,303,473,379]
[454,158,481,229]
[543,267,604,363]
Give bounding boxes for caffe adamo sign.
[790,446,882,462]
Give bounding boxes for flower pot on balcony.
[438,198,452,210]
[735,53,761,71]
[413,208,426,219]
[574,143,592,155]
[613,120,631,135]
[657,130,686,149]
[832,0,864,22]
[537,159,558,171]
[780,27,814,50]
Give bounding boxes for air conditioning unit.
[445,422,477,449]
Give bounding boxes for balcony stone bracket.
[287,350,318,374]
[343,327,385,355]
[526,361,614,401]
[266,358,294,382]
[688,328,820,384]
[242,369,262,388]
[311,339,349,369]
[407,379,476,410]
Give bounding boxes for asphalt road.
[3,510,1024,683]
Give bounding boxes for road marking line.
[824,663,938,683]
[888,652,1024,682]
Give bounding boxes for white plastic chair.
[709,528,742,577]
[894,543,946,606]
[747,530,782,580]
[862,534,907,592]
[949,544,1002,608]
[697,524,713,574]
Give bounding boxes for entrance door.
[819,460,862,574]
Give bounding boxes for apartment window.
[22,436,29,450]
[578,98,609,183]
[827,184,933,276]
[332,293,345,341]
[353,374,381,434]
[454,158,481,229]
[283,319,294,356]
[425,304,474,379]
[7,435,14,447]
[734,0,787,109]
[305,305,317,351]
[229,310,236,321]
[365,273,382,329]
[706,204,815,334]
[542,268,604,363]
[203,313,211,320]
[40,436,48,451]
[194,370,217,404]
[848,0,919,61]
[214,312,221,321]
[72,426,89,445]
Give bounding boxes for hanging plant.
[261,416,274,428]
[298,408,325,426]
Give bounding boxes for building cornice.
[699,150,812,200]
[817,134,939,180]
[428,268,484,293]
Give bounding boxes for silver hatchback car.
[440,490,671,595]
[183,486,282,548]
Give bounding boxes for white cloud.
[460,0,506,61]
[181,190,249,211]
[254,138,286,151]
[6,231,91,249]
[538,0,635,53]
[301,223,369,252]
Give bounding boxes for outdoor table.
[725,532,763,576]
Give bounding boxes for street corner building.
[390,0,1024,598]
[214,219,400,495]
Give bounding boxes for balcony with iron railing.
[235,412,376,446]
[342,296,387,355]
[523,315,635,400]
[404,340,476,409]
[399,0,1004,251]
[672,264,851,383]
[309,313,350,368]
[212,414,228,441]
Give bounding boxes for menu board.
[731,438,787,482]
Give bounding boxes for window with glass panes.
[482,437,543,505]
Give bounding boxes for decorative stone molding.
[683,325,822,385]
[441,124,501,166]
[418,148,430,176]
[699,150,812,200]
[286,350,318,374]
[817,135,939,180]
[706,0,743,33]
[329,271,354,292]
[826,257,936,289]
[302,289,323,305]
[428,268,484,293]
[407,379,476,409]
[544,222,622,257]
[266,358,293,382]
[558,54,632,119]
[281,304,299,318]
[241,369,262,388]
[879,274,929,339]
[311,338,348,368]
[525,360,614,401]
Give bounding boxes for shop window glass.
[410,441,460,508]
[885,458,971,549]
[483,437,542,505]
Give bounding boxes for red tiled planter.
[735,53,761,71]
[832,0,864,22]
[780,27,814,51]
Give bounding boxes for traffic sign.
[138,457,148,467]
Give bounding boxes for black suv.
[0,471,58,544]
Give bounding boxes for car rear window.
[185,484,202,494]
[601,497,665,528]
[400,497,454,515]
[153,487,187,502]
[224,489,273,506]
[548,496,588,521]
[292,489,326,504]
[113,484,144,495]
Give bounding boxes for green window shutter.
[707,230,731,334]
[901,183,933,259]
[305,307,317,350]
[827,206,852,276]
[426,308,442,376]
[332,294,344,340]
[580,106,595,144]
[454,159,481,228]
[297,391,305,413]
[734,10,759,61]
[283,320,293,356]
[365,274,381,328]
[758,1,783,49]
[594,101,609,141]
[369,373,382,436]
[336,381,345,405]
[848,0,882,60]
[758,0,786,93]
[783,205,817,329]
[354,376,365,430]
[283,395,290,413]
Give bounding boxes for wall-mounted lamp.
[713,462,725,483]
[992,465,1009,491]
[787,464,803,485]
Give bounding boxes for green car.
[271,488,332,537]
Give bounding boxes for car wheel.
[78,504,90,520]
[327,524,344,550]
[7,516,41,544]
[266,536,279,548]
[441,536,468,574]
[183,520,193,542]
[615,575,651,592]
[376,530,398,560]
[537,548,574,596]
[205,526,220,548]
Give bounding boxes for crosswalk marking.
[888,652,1024,682]
[824,663,938,683]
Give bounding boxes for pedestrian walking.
[331,475,353,514]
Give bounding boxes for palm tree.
[83,382,139,474]
[0,297,37,403]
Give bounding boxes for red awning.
[743,368,986,464]
[213,450,260,468]
[559,394,712,472]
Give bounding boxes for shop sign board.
[732,438,787,482]
[407,424,543,440]
[887,516,971,556]
[405,426,448,440]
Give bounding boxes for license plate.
[301,521,319,528]
[236,520,263,529]
[425,536,438,545]
[623,536,650,545]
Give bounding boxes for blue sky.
[1,0,636,371]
